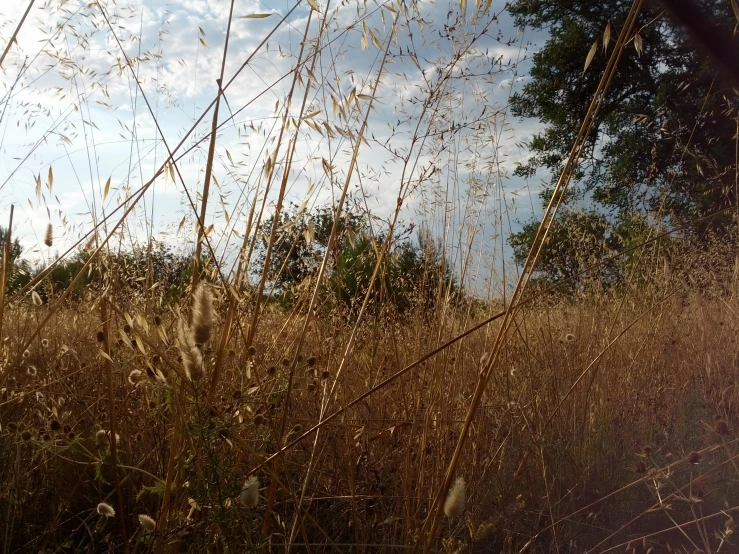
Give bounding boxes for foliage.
[331,227,457,314]
[509,0,739,234]
[255,202,364,293]
[0,226,31,293]
[41,241,196,303]
[509,210,620,293]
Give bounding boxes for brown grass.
[1,276,739,553]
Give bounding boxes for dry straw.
[443,477,466,519]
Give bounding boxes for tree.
[509,0,739,236]
[0,226,22,264]
[0,226,30,293]
[255,202,364,292]
[509,210,620,293]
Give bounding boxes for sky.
[0,0,551,297]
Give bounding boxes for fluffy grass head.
[443,477,466,519]
[96,502,115,517]
[44,223,53,247]
[192,282,214,345]
[239,476,260,508]
[138,514,156,532]
[177,319,204,382]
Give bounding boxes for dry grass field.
[2,0,739,552]
[3,267,739,553]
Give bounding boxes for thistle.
[239,476,260,507]
[443,477,466,519]
[44,223,53,247]
[97,502,115,517]
[192,282,214,344]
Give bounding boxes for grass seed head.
[97,502,115,517]
[138,514,156,532]
[44,223,53,247]
[239,476,260,507]
[128,370,142,385]
[31,291,42,306]
[444,477,466,518]
[95,429,109,448]
[177,319,204,382]
[192,282,214,344]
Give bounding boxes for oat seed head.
[31,291,42,306]
[443,477,466,518]
[239,475,260,507]
[97,502,115,517]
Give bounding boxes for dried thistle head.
[44,223,53,247]
[192,282,214,344]
[714,417,730,436]
[443,477,466,518]
[177,319,204,382]
[239,476,260,508]
[688,451,701,465]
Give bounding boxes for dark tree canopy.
[509,0,739,235]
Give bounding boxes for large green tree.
[509,0,739,235]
